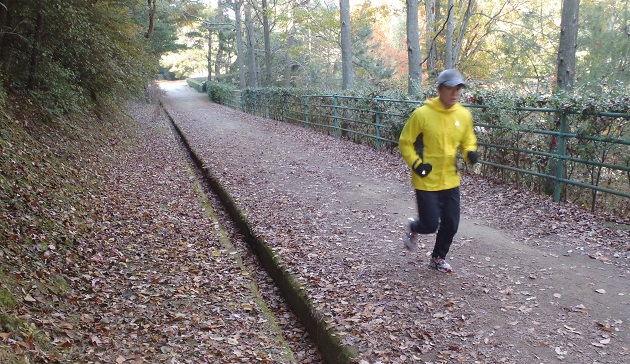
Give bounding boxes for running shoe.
[430,256,452,273]
[403,218,417,251]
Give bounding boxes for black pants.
[410,187,460,258]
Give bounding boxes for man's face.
[437,84,464,109]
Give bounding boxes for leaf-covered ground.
[0,94,317,363]
[1,80,628,363]
[159,81,629,363]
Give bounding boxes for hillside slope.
[0,100,134,362]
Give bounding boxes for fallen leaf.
[227,337,239,345]
[555,347,567,355]
[242,303,254,311]
[596,322,612,332]
[90,335,101,346]
[572,304,589,313]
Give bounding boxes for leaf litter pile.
[1,81,629,363]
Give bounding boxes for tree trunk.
[339,0,354,90]
[556,0,580,91]
[146,0,157,38]
[27,11,44,90]
[445,0,454,68]
[215,0,225,80]
[406,0,421,95]
[262,0,272,87]
[0,0,10,62]
[453,0,475,67]
[233,0,246,89]
[425,0,438,79]
[245,4,257,88]
[283,0,296,87]
[207,31,213,82]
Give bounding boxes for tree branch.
[420,5,453,66]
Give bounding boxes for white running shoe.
[403,218,417,251]
[430,256,452,273]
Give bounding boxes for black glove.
[467,151,478,165]
[413,163,432,177]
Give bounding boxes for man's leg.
[432,187,460,258]
[412,189,440,234]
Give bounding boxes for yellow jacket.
[399,98,477,191]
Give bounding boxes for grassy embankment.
[0,97,135,363]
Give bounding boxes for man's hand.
[414,163,432,177]
[467,151,478,165]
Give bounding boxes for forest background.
[0,0,628,212]
[0,0,627,111]
[160,0,629,96]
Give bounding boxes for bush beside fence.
[186,80,629,217]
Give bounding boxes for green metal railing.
[220,90,629,213]
[467,105,630,202]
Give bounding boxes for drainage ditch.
[159,100,353,364]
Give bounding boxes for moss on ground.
[0,96,137,362]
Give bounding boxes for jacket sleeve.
[399,109,423,169]
[460,112,478,163]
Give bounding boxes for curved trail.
[159,80,629,363]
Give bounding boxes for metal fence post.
[333,94,339,139]
[305,96,309,127]
[254,95,258,116]
[375,98,382,152]
[266,93,270,119]
[554,110,567,202]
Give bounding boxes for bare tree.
[425,0,439,79]
[262,0,272,86]
[283,0,297,87]
[340,0,354,89]
[406,0,421,95]
[215,0,225,79]
[442,0,476,69]
[445,0,454,68]
[245,3,258,87]
[556,0,580,91]
[232,0,246,89]
[207,30,213,82]
[452,0,475,67]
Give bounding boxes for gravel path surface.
[157,80,629,364]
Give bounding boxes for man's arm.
[461,115,478,164]
[399,111,423,168]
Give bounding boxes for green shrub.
[207,81,238,104]
[186,77,206,92]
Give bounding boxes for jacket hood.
[425,97,461,113]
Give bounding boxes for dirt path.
[159,80,629,363]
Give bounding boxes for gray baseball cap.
[437,69,466,87]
